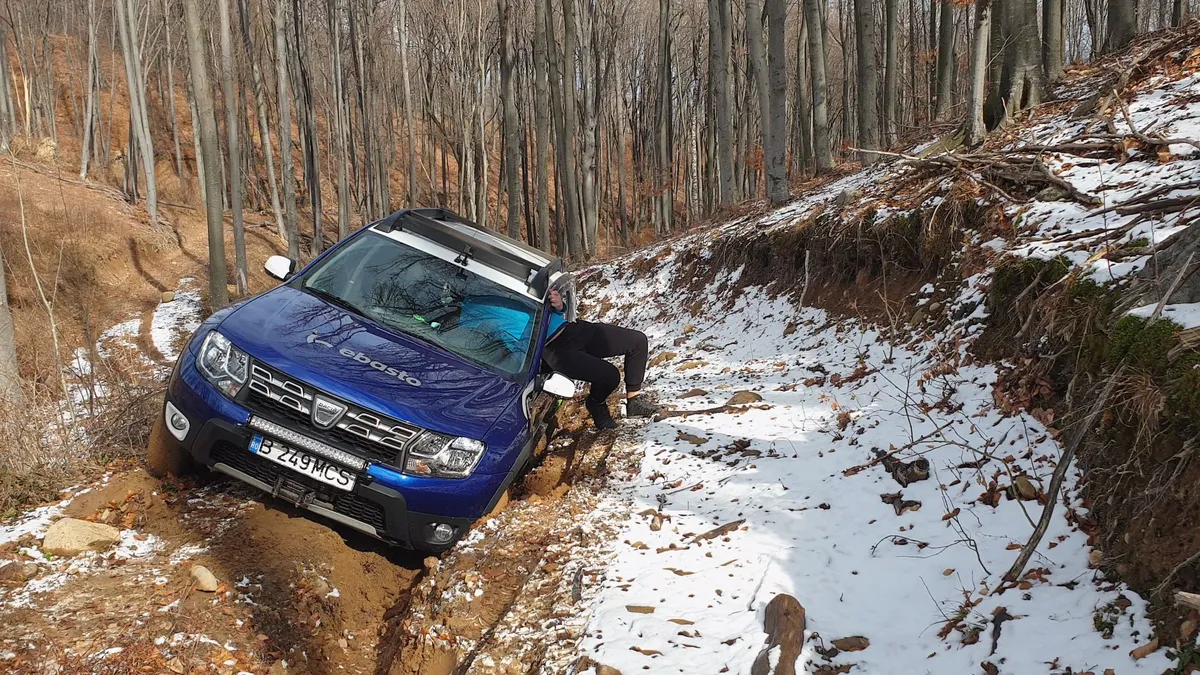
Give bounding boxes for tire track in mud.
[374,403,637,675]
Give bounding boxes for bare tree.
[803,0,834,171]
[964,0,993,147]
[1107,0,1137,51]
[853,0,882,161]
[883,0,899,144]
[184,0,229,309]
[709,0,736,203]
[275,0,300,261]
[0,245,22,404]
[499,0,522,238]
[238,0,285,241]
[533,0,553,252]
[934,0,956,119]
[114,0,159,224]
[219,0,248,295]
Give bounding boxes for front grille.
[243,361,421,466]
[211,442,386,531]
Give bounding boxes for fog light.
[164,401,190,442]
[430,523,455,545]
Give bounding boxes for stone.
[1013,475,1039,500]
[41,518,121,557]
[267,661,290,675]
[0,560,22,582]
[726,391,763,406]
[190,565,220,592]
[161,291,176,303]
[928,301,944,313]
[680,388,708,398]
[751,594,807,675]
[831,636,870,652]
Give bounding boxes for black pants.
[543,320,648,404]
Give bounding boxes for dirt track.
[0,401,632,675]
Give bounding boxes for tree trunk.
[746,0,772,181]
[292,0,322,255]
[184,0,229,310]
[1172,0,1189,25]
[999,0,1044,115]
[853,0,882,162]
[934,0,956,119]
[395,0,418,206]
[80,0,97,178]
[1043,0,1064,81]
[218,0,247,296]
[792,14,813,177]
[275,0,300,260]
[1106,0,1137,52]
[115,0,159,225]
[238,0,285,243]
[765,0,789,204]
[655,0,673,233]
[709,0,736,203]
[883,0,899,145]
[164,9,185,182]
[533,0,553,252]
[559,0,583,260]
[963,0,992,146]
[804,0,834,171]
[0,245,22,404]
[499,0,522,238]
[327,0,350,241]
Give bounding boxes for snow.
[151,277,203,363]
[565,138,1190,673]
[1128,302,1200,328]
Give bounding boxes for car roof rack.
[374,208,563,299]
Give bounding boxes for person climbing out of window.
[542,286,660,430]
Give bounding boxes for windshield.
[299,231,541,378]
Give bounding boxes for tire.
[146,409,193,479]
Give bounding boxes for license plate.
[249,434,357,491]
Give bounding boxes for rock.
[1013,475,1038,500]
[268,661,290,675]
[928,301,943,313]
[751,594,807,675]
[831,636,870,652]
[680,388,708,398]
[575,657,621,675]
[41,518,121,556]
[726,391,763,406]
[20,563,39,581]
[1034,185,1071,202]
[161,291,176,303]
[0,560,22,582]
[910,309,928,324]
[834,189,863,207]
[190,565,220,592]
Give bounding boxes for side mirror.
[264,255,296,281]
[541,373,578,399]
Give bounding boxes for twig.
[1146,251,1195,325]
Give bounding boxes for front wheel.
[146,409,193,479]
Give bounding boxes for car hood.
[217,286,520,439]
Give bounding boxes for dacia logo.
[307,332,422,387]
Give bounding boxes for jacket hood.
[216,286,520,439]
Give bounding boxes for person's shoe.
[625,394,661,418]
[585,399,618,430]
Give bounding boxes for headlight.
[196,331,249,398]
[404,432,486,479]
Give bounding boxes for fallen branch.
[999,362,1127,587]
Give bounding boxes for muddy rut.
[0,403,632,675]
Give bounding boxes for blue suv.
[148,209,579,552]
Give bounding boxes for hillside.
[1,22,1200,675]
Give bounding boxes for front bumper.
[165,356,515,552]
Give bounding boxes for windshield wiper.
[303,285,369,317]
